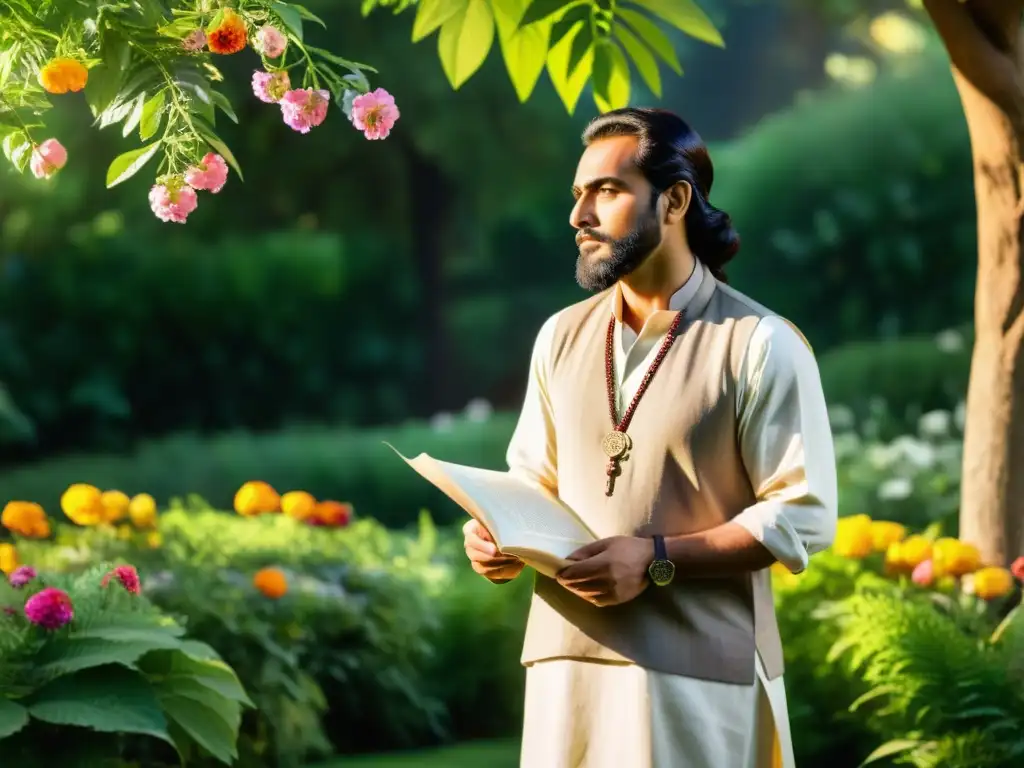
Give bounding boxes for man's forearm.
[664,521,777,578]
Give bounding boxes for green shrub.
[0,563,251,767]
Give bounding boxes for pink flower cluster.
[6,562,143,630]
[28,138,67,180]
[350,88,400,141]
[149,152,229,224]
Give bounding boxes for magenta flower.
[252,70,290,103]
[29,138,67,179]
[279,88,329,134]
[185,152,229,194]
[350,88,400,140]
[149,181,198,223]
[24,587,73,629]
[102,564,141,595]
[9,565,36,588]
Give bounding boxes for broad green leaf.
[28,665,172,746]
[614,23,660,97]
[623,0,723,48]
[616,8,682,75]
[438,0,496,90]
[0,45,17,88]
[292,3,327,27]
[492,0,552,102]
[550,3,591,48]
[159,694,239,765]
[272,1,304,42]
[0,698,29,739]
[105,142,162,188]
[566,18,593,80]
[122,93,146,138]
[196,123,243,182]
[84,63,123,119]
[545,21,593,115]
[97,93,145,131]
[519,0,580,28]
[34,633,181,676]
[412,0,466,42]
[592,41,631,112]
[210,91,238,124]
[860,739,921,765]
[153,677,241,732]
[2,130,28,163]
[140,649,253,707]
[140,90,166,140]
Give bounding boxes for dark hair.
[582,107,740,282]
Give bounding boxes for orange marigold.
[1,501,51,538]
[234,481,280,516]
[971,567,1014,600]
[281,490,317,521]
[253,567,288,598]
[207,9,248,55]
[0,542,17,574]
[61,483,105,526]
[100,490,130,524]
[38,57,88,94]
[312,500,353,527]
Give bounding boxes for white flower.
[464,398,493,423]
[430,412,455,432]
[935,329,964,353]
[878,477,913,500]
[918,409,951,438]
[954,400,966,431]
[892,435,935,469]
[828,405,856,432]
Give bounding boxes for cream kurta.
[506,263,838,767]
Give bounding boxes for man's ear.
[662,181,692,224]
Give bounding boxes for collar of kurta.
[608,259,718,337]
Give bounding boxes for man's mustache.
[576,228,611,246]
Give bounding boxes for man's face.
[570,135,661,292]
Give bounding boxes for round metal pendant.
[601,431,629,459]
[648,559,676,587]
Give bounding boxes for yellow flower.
[100,490,131,524]
[146,531,162,549]
[61,483,105,526]
[115,524,133,540]
[128,493,158,528]
[899,534,932,569]
[38,57,88,94]
[0,543,17,574]
[931,537,981,577]
[972,567,1014,600]
[253,567,288,598]
[832,514,873,558]
[770,560,800,588]
[1,501,51,538]
[869,521,906,552]
[234,481,280,516]
[281,490,317,521]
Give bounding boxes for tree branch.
[923,0,1024,125]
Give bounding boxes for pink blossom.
[252,70,290,103]
[350,88,400,140]
[101,564,141,595]
[148,182,198,224]
[911,559,934,587]
[29,138,67,179]
[254,25,287,58]
[182,28,207,52]
[185,152,229,193]
[279,88,330,134]
[9,566,36,588]
[24,587,73,629]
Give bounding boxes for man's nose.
[569,196,595,230]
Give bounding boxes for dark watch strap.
[653,534,668,561]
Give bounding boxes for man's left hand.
[556,536,653,607]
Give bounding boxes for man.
[462,107,838,768]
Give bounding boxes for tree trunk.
[924,0,1024,566]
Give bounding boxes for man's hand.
[556,536,653,607]
[462,519,524,583]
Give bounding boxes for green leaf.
[292,3,327,27]
[592,41,631,112]
[159,694,240,765]
[84,63,123,119]
[27,665,173,746]
[105,142,162,189]
[437,0,496,90]
[519,0,579,28]
[492,0,552,102]
[122,93,146,138]
[195,123,243,182]
[0,698,29,739]
[623,0,723,48]
[210,91,238,124]
[614,22,660,98]
[0,46,17,88]
[2,131,30,172]
[566,18,593,80]
[549,3,591,47]
[272,1,304,42]
[616,8,682,75]
[139,91,166,140]
[860,738,921,766]
[139,650,253,708]
[545,20,593,114]
[412,0,466,43]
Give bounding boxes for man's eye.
[599,187,616,195]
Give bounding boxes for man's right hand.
[462,519,524,583]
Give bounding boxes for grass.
[311,739,520,767]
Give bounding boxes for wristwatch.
[647,534,675,586]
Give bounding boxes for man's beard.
[574,207,662,293]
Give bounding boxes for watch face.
[648,559,675,586]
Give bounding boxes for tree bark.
[924,0,1024,567]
